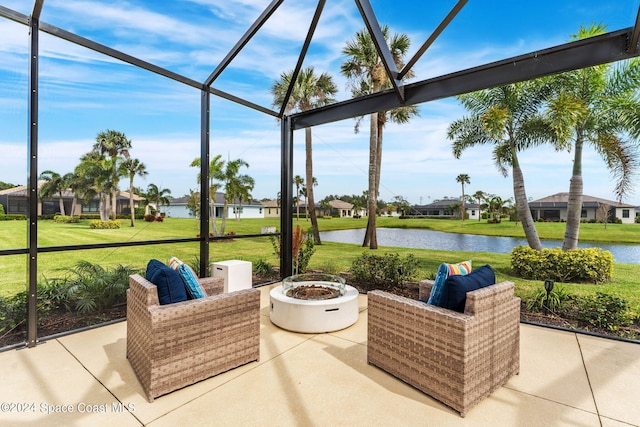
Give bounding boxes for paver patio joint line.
[56,338,144,426]
[575,333,603,424]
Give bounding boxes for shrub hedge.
[511,245,613,283]
[89,220,121,229]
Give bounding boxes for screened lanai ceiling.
[3,0,639,125]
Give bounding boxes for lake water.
[319,228,640,264]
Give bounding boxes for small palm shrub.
[49,261,139,314]
[524,285,572,313]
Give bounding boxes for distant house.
[410,198,479,220]
[302,199,364,218]
[0,184,143,216]
[166,192,264,219]
[528,193,636,224]
[262,199,281,218]
[264,198,365,218]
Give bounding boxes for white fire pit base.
[269,284,359,333]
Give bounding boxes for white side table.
[211,260,252,293]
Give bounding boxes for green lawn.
[1,216,639,314]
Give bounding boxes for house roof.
[529,193,635,209]
[329,199,353,210]
[415,198,479,209]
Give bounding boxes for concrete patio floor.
[1,284,639,427]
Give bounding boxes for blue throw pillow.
[177,263,207,299]
[439,264,496,313]
[146,259,188,305]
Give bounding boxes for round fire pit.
[270,273,359,333]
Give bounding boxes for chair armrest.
[418,279,435,301]
[464,281,520,316]
[128,274,160,307]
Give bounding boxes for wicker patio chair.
[367,280,520,417]
[126,274,260,402]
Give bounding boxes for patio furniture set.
[126,259,520,417]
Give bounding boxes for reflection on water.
[320,228,640,264]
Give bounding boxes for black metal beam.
[399,0,468,80]
[27,13,39,348]
[0,5,29,24]
[354,0,404,102]
[38,21,202,89]
[279,116,293,278]
[204,0,284,87]
[36,19,279,117]
[291,28,638,130]
[209,86,279,118]
[278,0,326,117]
[629,5,640,53]
[200,89,211,277]
[32,0,44,19]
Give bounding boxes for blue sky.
[1,0,639,206]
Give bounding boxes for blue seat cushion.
[438,264,496,313]
[146,259,188,305]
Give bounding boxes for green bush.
[0,214,26,221]
[0,279,70,334]
[89,220,121,229]
[350,252,418,288]
[575,292,632,331]
[254,257,276,278]
[511,246,613,283]
[53,215,79,223]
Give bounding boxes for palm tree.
[190,155,225,236]
[92,130,132,220]
[546,24,640,250]
[448,81,558,250]
[120,158,147,227]
[341,25,419,249]
[38,170,67,215]
[218,158,251,235]
[456,174,470,222]
[293,175,304,221]
[272,67,337,244]
[145,183,171,216]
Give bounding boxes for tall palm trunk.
[306,127,321,244]
[57,191,66,216]
[111,189,117,220]
[512,150,542,250]
[363,112,378,249]
[129,178,135,227]
[563,133,584,250]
